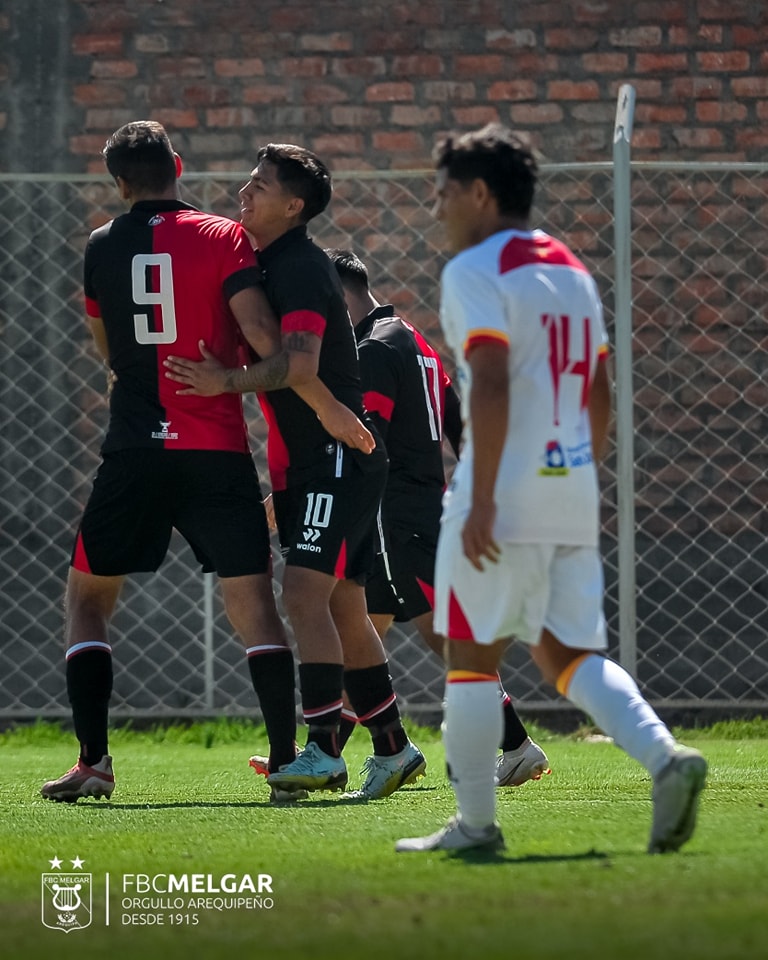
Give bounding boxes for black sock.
[499,682,528,751]
[66,646,113,766]
[298,662,344,758]
[338,709,357,752]
[344,663,407,757]
[246,647,297,772]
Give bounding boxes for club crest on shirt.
[148,214,165,226]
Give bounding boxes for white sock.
[443,674,502,830]
[562,654,675,777]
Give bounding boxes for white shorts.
[434,517,607,649]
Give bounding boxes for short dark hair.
[257,143,332,222]
[433,123,537,219]
[102,121,177,194]
[325,248,369,294]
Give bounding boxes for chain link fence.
[1,158,767,721]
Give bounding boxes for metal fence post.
[612,84,637,677]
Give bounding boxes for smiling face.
[238,160,303,249]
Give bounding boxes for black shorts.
[72,449,272,578]
[365,524,437,621]
[273,449,387,583]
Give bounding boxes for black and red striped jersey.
[356,304,462,532]
[83,199,260,453]
[255,226,368,491]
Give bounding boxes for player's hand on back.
[164,341,231,396]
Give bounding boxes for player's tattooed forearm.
[229,351,290,392]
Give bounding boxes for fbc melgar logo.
[40,859,275,932]
[41,857,92,933]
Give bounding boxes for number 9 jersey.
[83,199,261,453]
[439,228,610,548]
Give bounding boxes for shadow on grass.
[70,791,438,810]
[444,848,610,866]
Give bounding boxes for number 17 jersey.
[439,228,609,547]
[83,199,260,454]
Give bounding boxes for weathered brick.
[669,24,723,46]
[672,127,724,148]
[372,131,425,153]
[330,105,383,127]
[451,105,500,126]
[544,27,600,50]
[486,28,538,50]
[90,60,139,80]
[205,108,260,127]
[696,101,748,122]
[134,34,171,54]
[365,83,415,102]
[486,80,537,101]
[331,57,387,78]
[423,81,476,102]
[669,76,723,99]
[454,55,505,76]
[391,55,444,77]
[697,51,752,71]
[299,33,354,52]
[581,53,629,73]
[214,58,265,78]
[546,80,600,100]
[509,103,564,124]
[72,34,124,56]
[636,103,688,123]
[304,84,350,105]
[73,83,128,106]
[155,58,207,80]
[609,26,663,47]
[635,52,689,71]
[267,51,323,82]
[311,132,365,154]
[731,76,768,97]
[390,105,442,126]
[242,85,291,104]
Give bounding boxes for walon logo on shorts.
[41,857,92,933]
[297,528,322,552]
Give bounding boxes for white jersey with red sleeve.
[439,228,609,547]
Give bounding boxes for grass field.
[1,718,765,960]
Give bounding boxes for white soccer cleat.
[648,745,707,854]
[266,741,348,793]
[41,755,115,803]
[495,738,551,787]
[396,815,505,853]
[342,740,426,800]
[249,754,308,802]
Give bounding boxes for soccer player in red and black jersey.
[165,144,426,800]
[41,121,324,804]
[328,249,550,788]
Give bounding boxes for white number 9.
[132,253,178,344]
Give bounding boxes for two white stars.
[48,856,85,869]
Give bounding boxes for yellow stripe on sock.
[447,670,498,684]
[556,653,593,697]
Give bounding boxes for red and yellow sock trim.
[556,653,593,697]
[447,670,498,684]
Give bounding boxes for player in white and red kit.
[397,123,706,855]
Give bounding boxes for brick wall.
[2,0,767,173]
